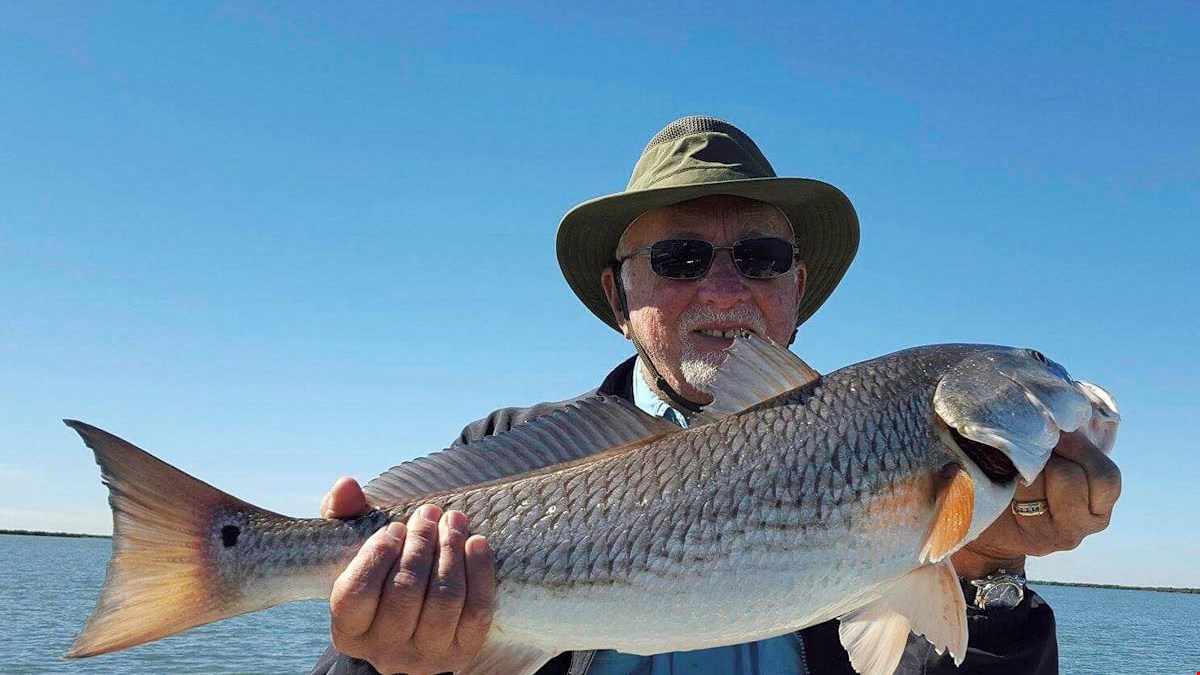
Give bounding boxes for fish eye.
[221,524,241,547]
[1028,349,1047,365]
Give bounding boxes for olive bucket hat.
[556,115,860,332]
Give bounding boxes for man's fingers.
[330,522,407,641]
[411,510,471,653]
[1012,471,1047,503]
[1006,470,1056,555]
[958,427,1123,570]
[456,534,496,652]
[1051,433,1122,516]
[373,504,443,642]
[1043,456,1091,550]
[323,476,369,520]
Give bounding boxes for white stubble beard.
[677,306,767,395]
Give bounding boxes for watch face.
[991,583,1021,605]
[981,581,1022,609]
[971,573,1026,611]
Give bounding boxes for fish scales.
[344,347,974,651]
[66,340,1119,674]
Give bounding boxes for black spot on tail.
[950,428,1019,483]
[221,525,241,547]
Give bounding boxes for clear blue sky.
[2,2,1196,587]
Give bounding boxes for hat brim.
[556,177,860,332]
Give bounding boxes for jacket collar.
[597,355,638,401]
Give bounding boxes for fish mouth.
[933,348,1119,487]
[946,427,1019,483]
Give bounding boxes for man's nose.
[697,250,752,308]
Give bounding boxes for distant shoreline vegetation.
[1029,579,1199,595]
[1,528,110,539]
[0,531,1196,594]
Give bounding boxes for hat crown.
[627,116,778,192]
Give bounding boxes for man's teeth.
[698,329,750,339]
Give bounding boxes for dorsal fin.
[363,395,681,506]
[693,334,821,425]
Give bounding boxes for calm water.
[4,534,1198,674]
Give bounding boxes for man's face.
[601,195,806,404]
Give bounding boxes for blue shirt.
[631,357,693,429]
[588,361,809,674]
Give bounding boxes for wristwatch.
[967,568,1026,611]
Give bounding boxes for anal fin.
[838,559,968,675]
[461,639,556,675]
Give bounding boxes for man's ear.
[600,266,632,339]
[790,264,807,345]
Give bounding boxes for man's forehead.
[619,196,793,250]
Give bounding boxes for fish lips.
[1074,380,1121,456]
[934,349,1118,486]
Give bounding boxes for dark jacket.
[312,357,1057,675]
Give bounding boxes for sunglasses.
[617,237,801,280]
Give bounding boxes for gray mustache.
[679,307,768,335]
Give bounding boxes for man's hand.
[321,477,496,675]
[952,430,1122,580]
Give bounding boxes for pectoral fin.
[838,559,968,675]
[919,465,974,564]
[461,640,556,675]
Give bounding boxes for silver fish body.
[65,341,1119,675]
[434,345,993,651]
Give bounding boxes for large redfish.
[64,337,1118,675]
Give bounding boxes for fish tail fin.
[63,419,294,659]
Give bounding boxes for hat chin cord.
[612,264,706,417]
[631,333,706,417]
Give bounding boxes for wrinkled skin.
[321,481,495,675]
[952,428,1121,579]
[600,195,806,403]
[321,195,1122,674]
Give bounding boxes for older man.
[311,117,1120,675]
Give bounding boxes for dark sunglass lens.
[650,239,713,279]
[732,238,795,278]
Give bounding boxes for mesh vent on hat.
[641,115,776,176]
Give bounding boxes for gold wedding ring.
[1011,500,1049,517]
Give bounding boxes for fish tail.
[63,419,308,658]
